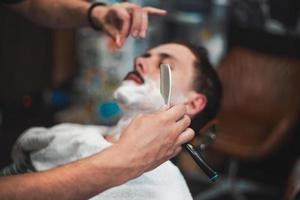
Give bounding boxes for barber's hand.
[91,2,167,48]
[116,104,194,175]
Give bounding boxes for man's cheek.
[170,82,187,104]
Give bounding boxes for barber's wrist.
[87,2,107,31]
[110,143,145,179]
[91,144,142,187]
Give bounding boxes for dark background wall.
[0,6,81,168]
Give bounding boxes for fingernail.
[189,129,195,137]
[140,30,146,38]
[116,35,120,44]
[132,30,138,37]
[116,36,123,47]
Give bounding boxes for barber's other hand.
[91,2,166,48]
[117,104,194,176]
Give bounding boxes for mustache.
[124,70,145,84]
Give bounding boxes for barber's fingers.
[135,7,166,38]
[166,146,183,161]
[121,3,166,38]
[157,129,194,167]
[146,145,183,171]
[143,7,167,16]
[105,2,137,47]
[175,128,195,146]
[100,8,129,47]
[139,11,148,38]
[130,6,144,37]
[107,3,166,47]
[158,105,170,112]
[163,104,187,122]
[107,11,126,46]
[174,115,191,133]
[138,7,167,38]
[116,9,131,47]
[172,146,183,157]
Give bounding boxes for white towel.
[11,123,193,200]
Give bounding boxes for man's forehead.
[147,43,196,61]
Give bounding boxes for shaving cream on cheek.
[151,74,187,105]
[113,78,165,114]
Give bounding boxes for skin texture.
[8,0,166,47]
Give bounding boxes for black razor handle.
[184,143,219,182]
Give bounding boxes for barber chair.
[194,46,300,200]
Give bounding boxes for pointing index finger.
[143,7,167,16]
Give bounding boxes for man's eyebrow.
[140,52,151,57]
[140,51,178,61]
[158,52,178,61]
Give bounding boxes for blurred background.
[1,0,300,199]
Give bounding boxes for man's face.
[114,43,199,114]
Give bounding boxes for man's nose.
[135,57,147,75]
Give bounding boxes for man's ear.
[185,92,207,116]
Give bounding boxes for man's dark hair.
[175,42,223,133]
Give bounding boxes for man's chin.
[113,80,164,115]
[113,83,142,110]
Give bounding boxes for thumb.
[159,104,170,112]
[104,27,122,48]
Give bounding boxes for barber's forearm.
[0,145,139,200]
[11,0,91,29]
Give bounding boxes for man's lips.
[127,74,142,84]
[124,71,145,85]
